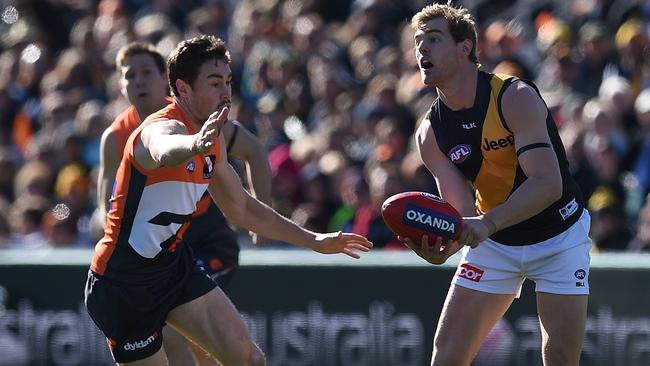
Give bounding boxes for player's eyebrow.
[206,73,232,80]
[417,29,443,36]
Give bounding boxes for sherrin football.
[381,191,462,243]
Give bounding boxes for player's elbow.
[156,151,185,167]
[249,144,271,170]
[222,195,256,229]
[221,203,247,228]
[543,172,563,203]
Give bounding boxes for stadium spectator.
[8,194,50,249]
[588,186,633,251]
[627,195,650,252]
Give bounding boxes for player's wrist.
[481,215,497,236]
[190,135,200,154]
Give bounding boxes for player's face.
[120,53,168,111]
[414,18,462,86]
[189,59,232,121]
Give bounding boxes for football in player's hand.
[381,191,462,244]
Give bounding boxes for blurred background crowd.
[0,0,649,253]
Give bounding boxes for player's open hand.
[312,231,374,259]
[193,106,229,154]
[399,235,462,265]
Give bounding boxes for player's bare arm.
[137,107,229,169]
[223,120,273,245]
[416,118,476,215]
[97,127,119,220]
[483,81,562,232]
[222,120,272,206]
[407,119,475,263]
[208,137,372,258]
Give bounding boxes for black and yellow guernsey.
[427,71,584,246]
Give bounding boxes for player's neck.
[436,66,478,111]
[135,99,168,121]
[173,96,203,130]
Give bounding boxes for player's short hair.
[411,2,480,66]
[115,42,166,74]
[167,35,231,97]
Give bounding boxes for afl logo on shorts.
[448,144,471,164]
[574,269,586,279]
[186,160,195,173]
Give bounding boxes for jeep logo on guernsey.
[402,204,457,238]
[481,135,515,151]
[448,144,471,164]
[123,331,158,351]
[458,263,484,282]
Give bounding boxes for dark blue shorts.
[84,263,216,363]
[185,204,240,285]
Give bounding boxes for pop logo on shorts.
[457,263,484,282]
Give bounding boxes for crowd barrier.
[0,249,648,366]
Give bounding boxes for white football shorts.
[451,209,592,296]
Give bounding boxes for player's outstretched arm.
[208,142,373,258]
[222,120,272,204]
[222,120,273,245]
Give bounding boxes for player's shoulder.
[111,106,140,131]
[415,112,434,141]
[499,78,547,130]
[494,74,541,106]
[100,123,117,151]
[141,117,189,138]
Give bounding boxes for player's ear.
[458,39,473,58]
[119,75,129,100]
[175,79,190,97]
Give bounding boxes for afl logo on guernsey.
[448,144,471,164]
[185,160,195,172]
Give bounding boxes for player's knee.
[431,341,470,366]
[228,341,264,366]
[544,342,580,366]
[248,344,265,366]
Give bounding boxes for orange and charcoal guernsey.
[91,99,221,283]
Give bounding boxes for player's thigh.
[536,292,587,365]
[162,326,198,366]
[165,287,257,362]
[432,284,515,366]
[119,347,168,366]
